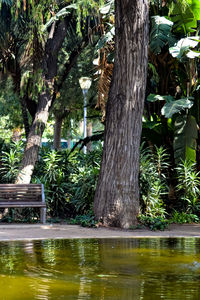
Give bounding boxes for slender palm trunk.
[94,0,149,228]
[87,122,93,152]
[53,116,63,150]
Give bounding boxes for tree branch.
[69,133,104,154]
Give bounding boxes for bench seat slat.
[0,187,41,193]
[0,202,46,207]
[0,199,42,202]
[0,194,41,198]
[0,184,42,187]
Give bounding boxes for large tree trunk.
[94,0,149,228]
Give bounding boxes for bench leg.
[40,207,46,224]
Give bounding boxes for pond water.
[1,238,200,299]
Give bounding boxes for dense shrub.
[1,140,200,227]
[0,142,102,221]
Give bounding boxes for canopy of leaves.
[168,0,199,34]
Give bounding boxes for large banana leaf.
[161,98,194,118]
[173,115,198,163]
[150,16,176,54]
[42,4,78,32]
[147,94,194,118]
[190,0,200,20]
[147,94,174,102]
[169,37,200,60]
[169,1,197,33]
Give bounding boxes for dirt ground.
[0,223,199,241]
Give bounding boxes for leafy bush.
[32,149,72,218]
[66,149,101,214]
[176,160,200,214]
[69,212,97,227]
[138,215,169,231]
[0,141,23,183]
[169,210,199,224]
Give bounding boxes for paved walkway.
[0,223,199,241]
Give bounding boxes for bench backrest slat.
[0,184,43,202]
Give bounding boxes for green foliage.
[0,141,102,220]
[42,4,77,32]
[66,149,101,214]
[69,212,97,227]
[169,37,200,61]
[0,141,23,183]
[176,160,200,213]
[150,16,175,55]
[139,145,169,217]
[173,115,198,163]
[161,98,194,118]
[32,149,71,218]
[138,215,169,231]
[96,27,114,50]
[170,210,199,224]
[0,78,22,132]
[147,94,194,118]
[168,0,198,34]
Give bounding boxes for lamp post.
[79,77,92,154]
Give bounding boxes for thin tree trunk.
[87,122,92,152]
[67,128,72,150]
[94,0,149,228]
[15,79,54,183]
[15,19,69,184]
[53,116,63,150]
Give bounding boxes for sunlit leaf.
[161,98,194,118]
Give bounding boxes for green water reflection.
[1,238,200,299]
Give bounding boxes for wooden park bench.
[0,184,46,224]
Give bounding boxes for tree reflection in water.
[0,238,200,299]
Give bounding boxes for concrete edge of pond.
[0,223,199,241]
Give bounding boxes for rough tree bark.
[94,0,149,228]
